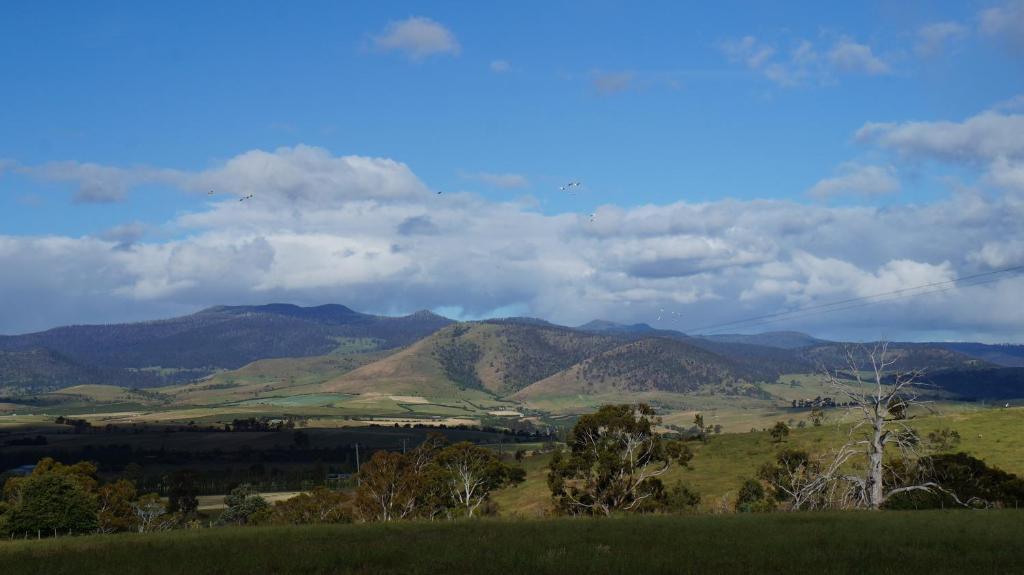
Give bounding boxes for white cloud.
[99,221,147,250]
[19,145,430,205]
[857,111,1024,163]
[969,239,1024,268]
[4,138,1024,341]
[18,162,180,203]
[979,1,1024,43]
[721,35,889,85]
[371,16,460,61]
[807,163,901,199]
[987,156,1024,193]
[459,170,529,189]
[721,36,776,70]
[915,22,968,57]
[489,60,510,73]
[828,38,890,75]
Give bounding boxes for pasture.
[491,406,1024,516]
[1,512,1022,574]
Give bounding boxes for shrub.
[218,484,269,525]
[735,479,774,513]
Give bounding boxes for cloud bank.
[3,107,1023,341]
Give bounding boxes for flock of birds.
[656,309,684,322]
[208,179,593,217]
[208,190,254,201]
[557,181,596,222]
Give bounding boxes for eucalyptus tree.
[548,404,693,516]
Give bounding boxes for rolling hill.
[319,322,625,397]
[513,337,767,402]
[934,342,1024,368]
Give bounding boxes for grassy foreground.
[2,512,1023,575]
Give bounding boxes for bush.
[886,453,1024,509]
[735,479,774,513]
[769,422,790,443]
[2,458,100,537]
[218,484,269,525]
[5,474,98,535]
[259,487,351,525]
[663,482,701,513]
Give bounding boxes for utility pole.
[355,442,361,485]
[401,438,407,454]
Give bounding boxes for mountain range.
[2,303,1022,401]
[0,304,451,393]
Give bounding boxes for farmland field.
[2,512,1022,575]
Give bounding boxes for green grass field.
[2,512,1022,574]
[491,406,1024,515]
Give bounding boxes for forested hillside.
[0,304,451,392]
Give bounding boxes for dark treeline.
[1,419,556,495]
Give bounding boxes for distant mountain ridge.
[0,304,452,391]
[934,342,1024,368]
[698,331,828,350]
[2,305,1020,401]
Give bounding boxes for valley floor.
[2,511,1022,575]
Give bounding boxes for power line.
[686,264,1024,335]
[702,273,1011,334]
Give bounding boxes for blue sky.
[1,1,1023,340]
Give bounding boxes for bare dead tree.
[811,342,954,510]
[132,494,175,532]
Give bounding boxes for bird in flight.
[239,194,255,202]
[588,213,596,222]
[560,181,582,192]
[207,190,215,195]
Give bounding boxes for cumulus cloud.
[807,163,901,199]
[720,35,889,85]
[396,215,440,236]
[18,145,430,205]
[988,156,1024,193]
[371,16,460,60]
[915,22,968,57]
[458,170,529,189]
[856,110,1024,199]
[857,111,1024,163]
[3,137,1024,341]
[969,239,1024,268]
[99,221,147,250]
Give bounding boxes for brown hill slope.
[319,322,623,396]
[514,337,766,401]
